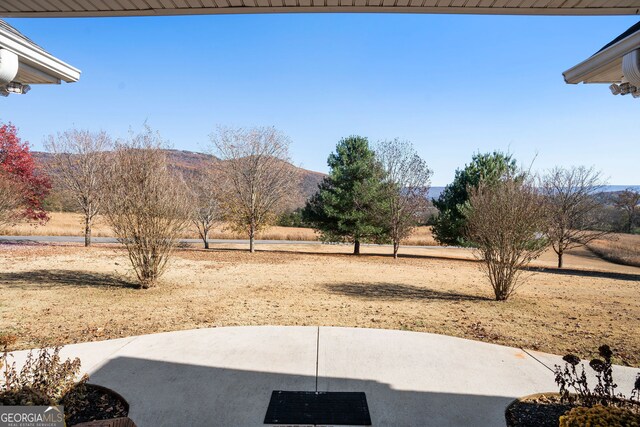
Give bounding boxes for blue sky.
[2,14,639,185]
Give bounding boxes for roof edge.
[563,30,640,84]
[0,22,80,83]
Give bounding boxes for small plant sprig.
[589,345,618,403]
[555,353,595,406]
[554,344,639,412]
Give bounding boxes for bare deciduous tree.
[540,166,608,268]
[376,139,432,259]
[0,172,25,231]
[465,177,548,301]
[211,126,300,253]
[103,128,189,288]
[614,189,640,234]
[44,129,112,247]
[189,169,220,249]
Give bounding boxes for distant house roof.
[0,19,80,94]
[0,1,639,17]
[564,21,640,86]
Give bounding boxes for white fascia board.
[0,28,80,83]
[563,30,640,84]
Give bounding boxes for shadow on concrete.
[0,269,139,289]
[90,356,515,427]
[323,282,490,302]
[525,266,640,282]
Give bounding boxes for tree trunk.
[203,230,209,249]
[557,251,563,269]
[84,215,91,247]
[354,239,360,255]
[393,241,399,259]
[249,223,255,253]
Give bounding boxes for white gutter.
[0,26,80,83]
[563,30,640,84]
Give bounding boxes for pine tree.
[432,151,517,246]
[303,136,389,255]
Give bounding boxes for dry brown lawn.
[0,241,638,367]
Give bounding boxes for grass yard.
[1,241,638,366]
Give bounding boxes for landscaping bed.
[62,384,129,426]
[505,393,575,427]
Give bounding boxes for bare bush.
[103,128,189,288]
[188,169,220,249]
[44,129,112,247]
[211,126,300,253]
[541,166,609,268]
[465,177,548,301]
[376,139,432,258]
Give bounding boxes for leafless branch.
[540,166,609,268]
[211,126,301,253]
[376,139,432,258]
[44,129,112,246]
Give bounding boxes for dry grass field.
[588,234,640,268]
[3,212,438,245]
[3,212,318,241]
[0,241,638,366]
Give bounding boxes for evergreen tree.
[432,151,517,246]
[303,136,389,254]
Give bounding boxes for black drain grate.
[264,391,372,425]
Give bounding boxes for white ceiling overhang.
[1,1,639,17]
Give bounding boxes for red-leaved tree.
[0,123,51,224]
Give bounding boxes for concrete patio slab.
[6,326,640,427]
[90,327,319,427]
[317,327,557,427]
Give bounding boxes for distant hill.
[33,149,326,212]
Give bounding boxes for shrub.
[559,405,640,427]
[464,176,548,301]
[0,333,87,406]
[103,127,190,288]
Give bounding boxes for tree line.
[1,122,638,297]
